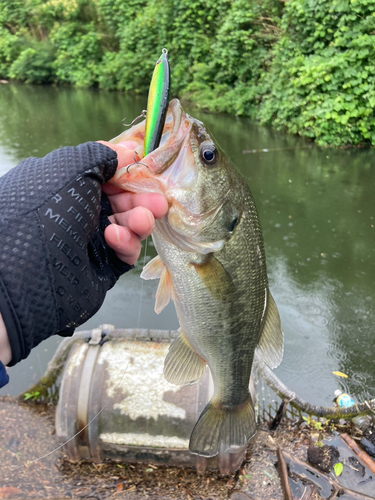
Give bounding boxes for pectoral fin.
[155,265,174,314]
[140,255,164,280]
[164,331,206,385]
[141,256,174,314]
[256,291,284,369]
[192,254,235,300]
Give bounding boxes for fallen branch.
[19,329,375,423]
[276,448,293,500]
[253,352,375,420]
[278,448,375,500]
[341,433,375,475]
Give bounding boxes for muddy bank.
[0,397,374,500]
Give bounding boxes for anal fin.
[164,331,206,385]
[141,255,164,280]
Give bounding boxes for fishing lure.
[143,48,170,157]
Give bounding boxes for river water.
[0,83,374,408]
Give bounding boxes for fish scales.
[154,188,266,405]
[109,99,284,459]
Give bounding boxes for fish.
[109,99,284,458]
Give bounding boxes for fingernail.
[144,208,155,231]
[113,224,121,242]
[114,224,130,243]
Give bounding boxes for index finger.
[97,140,140,170]
[108,192,168,220]
[99,140,138,195]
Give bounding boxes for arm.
[0,141,167,376]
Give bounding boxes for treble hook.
[126,149,151,173]
[122,109,147,128]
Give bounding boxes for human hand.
[0,142,167,367]
[98,141,168,265]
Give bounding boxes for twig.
[180,484,194,498]
[340,433,375,475]
[281,449,375,500]
[269,399,288,431]
[276,448,293,500]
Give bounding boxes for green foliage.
[182,0,282,117]
[258,0,375,146]
[51,22,103,87]
[9,41,55,83]
[334,462,343,476]
[303,415,324,430]
[0,0,373,146]
[23,390,40,401]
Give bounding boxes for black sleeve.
[0,142,132,365]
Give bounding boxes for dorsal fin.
[256,291,284,369]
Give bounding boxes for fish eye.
[200,144,217,166]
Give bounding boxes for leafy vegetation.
[23,390,41,401]
[0,0,373,146]
[258,0,375,146]
[333,462,343,476]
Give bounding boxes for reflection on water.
[0,83,374,406]
[269,257,375,405]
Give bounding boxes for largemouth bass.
[109,99,284,458]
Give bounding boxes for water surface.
[0,83,374,407]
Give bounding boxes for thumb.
[81,142,118,183]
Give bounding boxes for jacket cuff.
[0,275,23,366]
[0,361,9,388]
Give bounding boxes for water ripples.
[268,257,373,406]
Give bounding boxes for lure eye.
[200,144,217,166]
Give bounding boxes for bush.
[9,42,55,83]
[258,0,375,146]
[0,0,374,146]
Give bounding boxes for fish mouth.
[145,99,193,176]
[160,99,185,147]
[110,99,226,254]
[110,99,192,193]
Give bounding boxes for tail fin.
[189,396,256,457]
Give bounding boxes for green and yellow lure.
[143,48,170,157]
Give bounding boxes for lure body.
[143,49,170,156]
